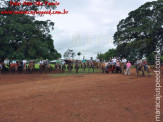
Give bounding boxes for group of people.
[80,57,132,75]
[0,57,148,75]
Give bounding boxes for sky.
[37,0,156,60]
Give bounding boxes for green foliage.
[97,49,117,61]
[77,52,81,56]
[97,53,105,61]
[146,52,155,63]
[161,56,163,63]
[63,49,75,59]
[113,0,163,60]
[0,1,61,60]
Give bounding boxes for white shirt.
[112,59,117,63]
[96,59,100,62]
[61,61,65,65]
[23,60,27,64]
[105,62,108,67]
[39,60,44,65]
[122,59,127,63]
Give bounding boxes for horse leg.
[148,70,150,77]
[137,70,139,76]
[142,70,145,77]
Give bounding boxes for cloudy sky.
[37,0,155,60]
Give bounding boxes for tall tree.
[114,0,163,59]
[77,52,81,59]
[0,0,61,60]
[63,49,75,59]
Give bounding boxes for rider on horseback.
[143,59,147,71]
[82,57,86,64]
[23,59,27,66]
[136,58,142,65]
[39,59,44,66]
[96,57,100,63]
[90,57,94,67]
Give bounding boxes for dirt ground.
[0,69,162,122]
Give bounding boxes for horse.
[9,62,19,74]
[67,62,73,72]
[61,64,66,73]
[93,62,101,72]
[23,63,27,73]
[80,62,86,72]
[75,62,80,73]
[55,63,61,73]
[87,61,94,73]
[43,63,53,73]
[136,63,150,77]
[100,62,106,73]
[28,61,35,73]
[120,62,126,74]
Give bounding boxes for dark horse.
[75,61,80,73]
[135,63,150,77]
[61,64,66,73]
[67,62,73,72]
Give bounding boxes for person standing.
[125,61,132,76]
[121,57,127,73]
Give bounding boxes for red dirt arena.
[0,68,162,122]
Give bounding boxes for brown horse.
[136,63,150,77]
[75,62,80,73]
[120,62,126,74]
[9,63,19,74]
[87,61,94,73]
[100,62,106,73]
[23,63,27,73]
[29,61,35,73]
[93,62,101,72]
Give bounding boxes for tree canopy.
[0,0,61,60]
[63,49,75,59]
[113,0,163,59]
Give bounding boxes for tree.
[97,53,105,61]
[63,49,75,59]
[97,49,117,61]
[114,0,163,60]
[0,0,61,60]
[77,52,81,59]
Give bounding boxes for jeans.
[125,68,130,75]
